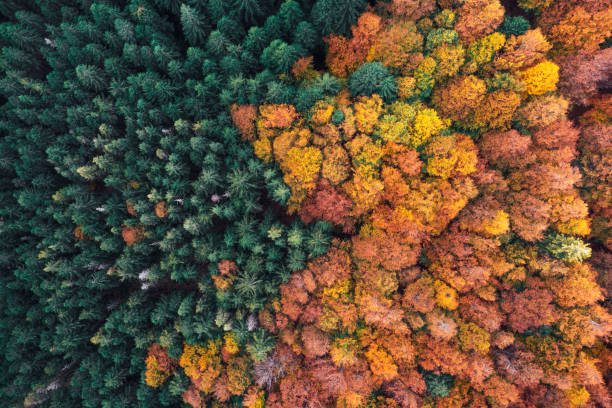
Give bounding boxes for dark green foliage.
[167,370,190,396]
[290,71,343,112]
[278,0,305,34]
[0,0,336,406]
[266,80,297,104]
[331,109,345,126]
[261,39,303,74]
[313,72,342,94]
[217,16,246,43]
[311,0,367,36]
[180,3,210,45]
[233,0,265,25]
[295,84,326,112]
[294,20,319,51]
[498,16,529,36]
[348,62,398,102]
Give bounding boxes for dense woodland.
[0,0,610,407]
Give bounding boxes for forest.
[0,0,610,407]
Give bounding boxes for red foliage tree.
[507,192,551,241]
[531,120,580,166]
[558,48,612,105]
[578,98,612,250]
[301,325,330,358]
[403,276,436,313]
[299,180,355,233]
[500,279,558,333]
[383,143,423,176]
[537,0,612,56]
[459,295,504,332]
[385,0,436,20]
[352,231,421,272]
[478,130,533,170]
[182,385,206,408]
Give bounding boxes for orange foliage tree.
[325,12,382,78]
[454,0,505,43]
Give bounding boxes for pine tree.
[348,62,398,102]
[311,0,367,36]
[180,4,210,46]
[233,0,265,25]
[543,232,592,263]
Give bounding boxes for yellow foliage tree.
[223,333,240,355]
[480,210,510,236]
[322,145,351,185]
[465,32,505,69]
[520,60,559,96]
[226,357,252,395]
[354,95,384,134]
[353,140,384,178]
[330,337,360,367]
[470,90,522,131]
[414,56,437,96]
[343,171,384,217]
[252,136,273,162]
[458,322,491,354]
[281,146,323,211]
[311,102,335,125]
[434,280,459,310]
[565,386,590,407]
[424,134,478,179]
[375,101,417,144]
[397,76,417,99]
[412,108,447,149]
[179,341,223,394]
[431,43,465,80]
[433,75,487,122]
